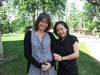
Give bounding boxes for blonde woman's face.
[56,24,68,38]
[38,18,48,31]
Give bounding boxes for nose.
[59,30,62,33]
[43,23,48,26]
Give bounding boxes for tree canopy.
[0,0,100,33]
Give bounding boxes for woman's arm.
[54,41,79,61]
[63,41,79,61]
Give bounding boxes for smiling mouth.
[42,25,47,28]
[42,26,46,28]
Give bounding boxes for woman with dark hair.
[53,21,79,75]
[24,13,56,75]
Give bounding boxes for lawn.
[78,43,100,75]
[0,33,100,75]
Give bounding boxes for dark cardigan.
[24,30,56,73]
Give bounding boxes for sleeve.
[71,35,79,44]
[24,30,42,69]
[48,32,56,67]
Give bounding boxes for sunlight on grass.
[79,42,92,56]
[2,33,24,41]
[78,42,100,75]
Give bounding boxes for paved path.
[75,34,100,62]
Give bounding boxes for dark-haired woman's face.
[38,18,48,31]
[56,24,68,38]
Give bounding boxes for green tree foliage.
[0,0,66,33]
[83,2,96,22]
[14,0,66,14]
[0,8,11,33]
[1,0,66,33]
[13,0,66,22]
[11,17,32,33]
[93,20,100,31]
[83,1,100,31]
[67,2,79,31]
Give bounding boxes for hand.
[53,53,62,61]
[41,63,51,71]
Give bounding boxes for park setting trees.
[0,0,100,59]
[0,0,100,75]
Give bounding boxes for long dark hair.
[34,13,51,32]
[54,21,69,36]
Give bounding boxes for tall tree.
[0,1,4,59]
[0,0,11,59]
[83,1,100,31]
[0,32,3,59]
[68,2,79,31]
[13,0,66,23]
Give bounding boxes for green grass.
[0,34,100,75]
[0,33,27,75]
[78,43,100,75]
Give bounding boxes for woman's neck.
[37,29,45,33]
[61,34,67,41]
[35,30,45,42]
[61,37,65,41]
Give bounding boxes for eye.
[61,28,63,30]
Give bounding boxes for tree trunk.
[0,31,3,59]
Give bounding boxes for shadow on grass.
[2,40,24,56]
[0,40,100,75]
[0,40,27,75]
